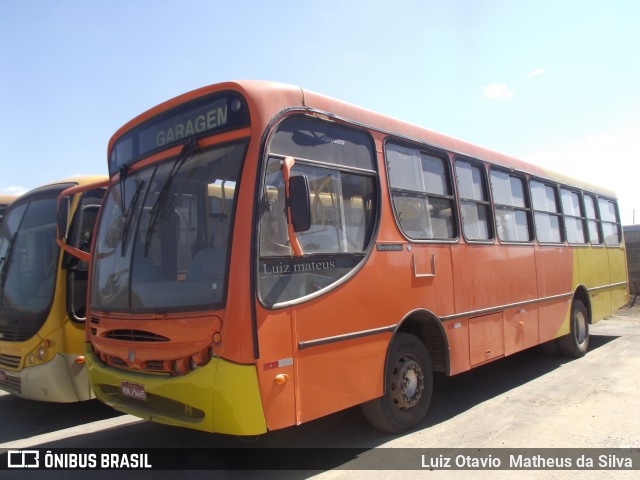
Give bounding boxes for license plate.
[120,381,147,401]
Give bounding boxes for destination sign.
[109,92,249,175]
[138,98,228,153]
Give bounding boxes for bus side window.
[258,116,377,305]
[455,160,493,241]
[560,188,587,244]
[598,197,621,245]
[386,142,456,241]
[584,194,602,245]
[490,170,533,242]
[530,180,564,243]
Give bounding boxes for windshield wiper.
[144,138,197,256]
[120,180,145,256]
[119,166,128,218]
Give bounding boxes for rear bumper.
[86,344,267,435]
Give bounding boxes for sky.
[1,0,639,224]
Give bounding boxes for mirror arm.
[283,156,303,257]
[56,241,91,264]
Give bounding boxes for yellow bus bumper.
[86,345,267,435]
[0,353,91,402]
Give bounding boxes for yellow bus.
[0,177,106,402]
[86,81,627,434]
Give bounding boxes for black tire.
[361,333,433,433]
[558,299,589,358]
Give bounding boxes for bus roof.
[17,176,108,199]
[110,80,617,199]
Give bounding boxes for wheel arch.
[391,309,450,376]
[573,285,592,324]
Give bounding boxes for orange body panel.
[469,313,504,366]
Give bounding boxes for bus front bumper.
[86,345,267,435]
[0,353,91,402]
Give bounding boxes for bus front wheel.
[361,333,433,433]
[558,299,589,358]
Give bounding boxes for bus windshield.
[91,140,248,313]
[0,189,65,340]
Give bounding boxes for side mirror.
[56,179,108,264]
[289,175,311,232]
[57,195,71,244]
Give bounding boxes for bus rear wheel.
[558,299,589,358]
[361,333,433,433]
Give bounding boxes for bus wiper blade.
[119,166,128,218]
[121,180,145,256]
[144,139,197,256]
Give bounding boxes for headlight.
[37,346,48,361]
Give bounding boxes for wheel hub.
[391,356,424,410]
[575,310,587,344]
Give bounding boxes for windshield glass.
[0,190,63,340]
[91,140,248,313]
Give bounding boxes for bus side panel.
[445,318,470,375]
[504,305,539,356]
[451,244,537,315]
[290,244,454,424]
[255,307,298,431]
[609,246,629,313]
[469,312,504,366]
[451,243,538,360]
[535,246,573,341]
[578,247,611,323]
[294,332,390,425]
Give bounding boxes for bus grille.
[98,383,205,420]
[0,331,33,342]
[103,330,170,342]
[0,371,21,394]
[0,354,21,369]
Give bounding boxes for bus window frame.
[597,196,622,246]
[384,138,459,244]
[583,192,604,247]
[529,177,565,246]
[255,112,381,309]
[489,167,534,245]
[559,186,589,247]
[453,156,495,245]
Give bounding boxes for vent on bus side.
[102,330,170,342]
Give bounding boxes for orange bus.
[86,81,628,435]
[0,177,106,401]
